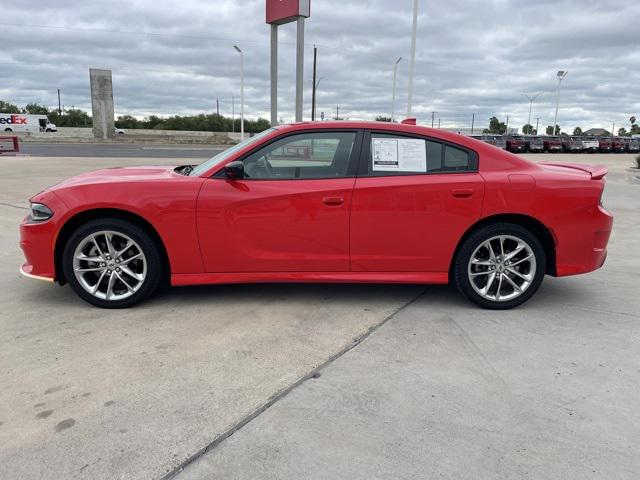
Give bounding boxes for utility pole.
[406,0,419,117]
[335,105,339,120]
[311,45,318,121]
[612,122,615,136]
[471,113,475,134]
[505,115,509,135]
[57,89,62,114]
[438,118,441,129]
[431,111,436,128]
[216,98,219,116]
[535,117,540,135]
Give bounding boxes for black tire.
[453,223,546,310]
[62,218,163,308]
[4,128,12,132]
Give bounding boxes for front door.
[197,130,361,272]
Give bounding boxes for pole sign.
[266,0,310,25]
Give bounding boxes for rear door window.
[363,132,477,176]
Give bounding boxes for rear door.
[197,130,362,272]
[350,131,485,273]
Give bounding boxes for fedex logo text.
[0,115,28,125]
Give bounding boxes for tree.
[24,103,49,115]
[546,124,561,135]
[375,116,392,122]
[630,116,636,126]
[522,124,534,135]
[573,127,583,136]
[115,115,140,129]
[0,100,21,113]
[618,127,628,136]
[485,116,507,134]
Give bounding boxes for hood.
[47,165,179,191]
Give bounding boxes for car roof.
[275,121,482,148]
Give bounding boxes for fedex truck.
[0,114,57,133]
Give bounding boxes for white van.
[0,114,57,133]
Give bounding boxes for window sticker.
[372,138,426,172]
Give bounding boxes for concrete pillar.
[89,68,115,139]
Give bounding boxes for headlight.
[30,202,53,222]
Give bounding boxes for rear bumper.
[555,205,613,277]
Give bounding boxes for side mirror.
[224,161,245,179]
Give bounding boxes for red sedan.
[19,121,613,309]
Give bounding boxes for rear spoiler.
[538,162,608,180]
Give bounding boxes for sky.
[1,0,639,132]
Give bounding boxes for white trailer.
[0,113,57,133]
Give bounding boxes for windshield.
[189,128,276,176]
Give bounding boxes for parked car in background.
[19,121,613,310]
[524,136,544,153]
[506,135,526,153]
[612,137,627,153]
[627,137,640,153]
[562,137,584,153]
[115,128,126,135]
[599,137,613,153]
[481,135,507,150]
[581,137,600,153]
[543,136,563,153]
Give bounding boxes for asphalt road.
[19,143,224,158]
[1,153,638,480]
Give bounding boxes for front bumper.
[20,264,54,282]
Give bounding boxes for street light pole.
[553,70,568,136]
[233,46,245,141]
[471,113,475,134]
[231,91,235,133]
[522,92,542,133]
[391,57,402,122]
[406,0,419,117]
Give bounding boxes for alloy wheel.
[467,235,536,303]
[72,230,147,301]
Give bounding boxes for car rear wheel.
[453,223,546,309]
[62,218,162,308]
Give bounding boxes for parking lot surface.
[1,151,638,479]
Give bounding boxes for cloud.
[1,0,638,131]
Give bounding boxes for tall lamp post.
[391,57,402,122]
[522,92,542,134]
[553,70,568,135]
[406,0,419,117]
[233,45,245,141]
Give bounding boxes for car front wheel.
[62,218,162,308]
[453,223,546,309]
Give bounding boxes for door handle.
[451,189,474,198]
[323,196,344,206]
